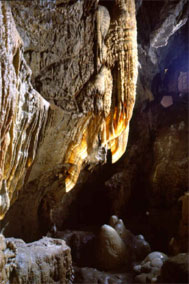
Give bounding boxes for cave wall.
[0,0,188,253]
[0,1,188,283]
[0,1,50,220]
[0,0,138,241]
[50,0,189,253]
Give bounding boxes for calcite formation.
[0,234,73,284]
[96,216,150,270]
[0,2,49,220]
[0,0,138,222]
[0,234,8,283]
[134,251,168,283]
[64,0,138,190]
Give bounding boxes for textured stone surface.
[11,0,96,111]
[0,234,73,284]
[150,0,189,48]
[71,0,188,253]
[10,0,138,192]
[8,237,73,284]
[0,0,138,240]
[0,3,188,278]
[0,2,49,220]
[0,234,9,284]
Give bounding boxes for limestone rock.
[134,251,168,283]
[74,266,133,284]
[6,237,73,284]
[150,0,189,48]
[0,0,138,235]
[0,234,73,284]
[0,1,49,220]
[0,234,8,284]
[96,216,151,270]
[159,253,189,283]
[96,224,127,270]
[109,215,128,240]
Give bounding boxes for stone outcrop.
[0,234,73,284]
[0,0,138,239]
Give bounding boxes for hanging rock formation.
[0,0,138,239]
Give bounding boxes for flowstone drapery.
[0,0,138,221]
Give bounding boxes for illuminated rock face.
[0,0,137,230]
[62,0,138,191]
[0,2,50,220]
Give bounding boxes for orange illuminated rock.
[64,0,138,191]
[0,0,138,220]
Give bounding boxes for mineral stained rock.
[0,234,73,284]
[0,0,138,225]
